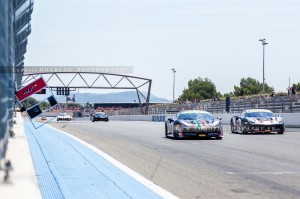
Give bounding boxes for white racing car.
[57,113,72,121]
[231,109,285,134]
[165,110,223,139]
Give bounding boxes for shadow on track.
[163,136,221,140]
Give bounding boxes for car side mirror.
[168,117,174,122]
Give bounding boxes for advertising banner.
[16,75,61,129]
[16,77,46,102]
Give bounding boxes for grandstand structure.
[1,0,34,168]
[53,102,166,117]
[110,94,300,115]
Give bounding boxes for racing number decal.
[195,120,201,130]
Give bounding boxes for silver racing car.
[165,110,223,139]
[231,109,285,134]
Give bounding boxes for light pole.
[171,68,176,102]
[259,38,268,94]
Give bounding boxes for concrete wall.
[0,0,15,160]
[110,115,154,121]
[109,113,300,127]
[212,113,300,127]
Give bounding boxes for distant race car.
[165,110,223,139]
[41,116,47,121]
[57,113,72,121]
[230,109,285,134]
[92,112,109,122]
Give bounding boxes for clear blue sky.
[25,0,300,100]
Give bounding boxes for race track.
[49,120,300,199]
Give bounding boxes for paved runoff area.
[0,113,177,199]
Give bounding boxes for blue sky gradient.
[25,0,300,100]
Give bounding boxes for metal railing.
[110,95,300,115]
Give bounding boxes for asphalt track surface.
[49,120,300,199]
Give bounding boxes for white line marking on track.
[47,125,180,199]
[226,171,300,175]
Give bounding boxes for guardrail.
[206,96,300,114]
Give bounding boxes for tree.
[179,77,222,101]
[22,97,39,109]
[21,97,50,110]
[85,102,93,109]
[233,77,272,96]
[292,83,300,91]
[39,101,50,110]
[223,92,235,98]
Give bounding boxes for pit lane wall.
[0,0,34,161]
[109,113,300,128]
[0,0,15,162]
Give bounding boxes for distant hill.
[53,91,170,103]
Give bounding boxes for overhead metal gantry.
[22,72,152,114]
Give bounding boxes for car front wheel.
[165,124,168,138]
[231,123,235,133]
[173,131,179,139]
[241,125,248,134]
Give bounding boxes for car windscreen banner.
[16,75,61,129]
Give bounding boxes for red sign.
[16,78,47,101]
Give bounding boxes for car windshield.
[245,112,275,118]
[178,112,214,123]
[96,113,107,116]
[59,113,68,116]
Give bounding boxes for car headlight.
[213,120,221,126]
[277,118,283,123]
[180,122,188,127]
[247,118,255,124]
[175,124,183,130]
